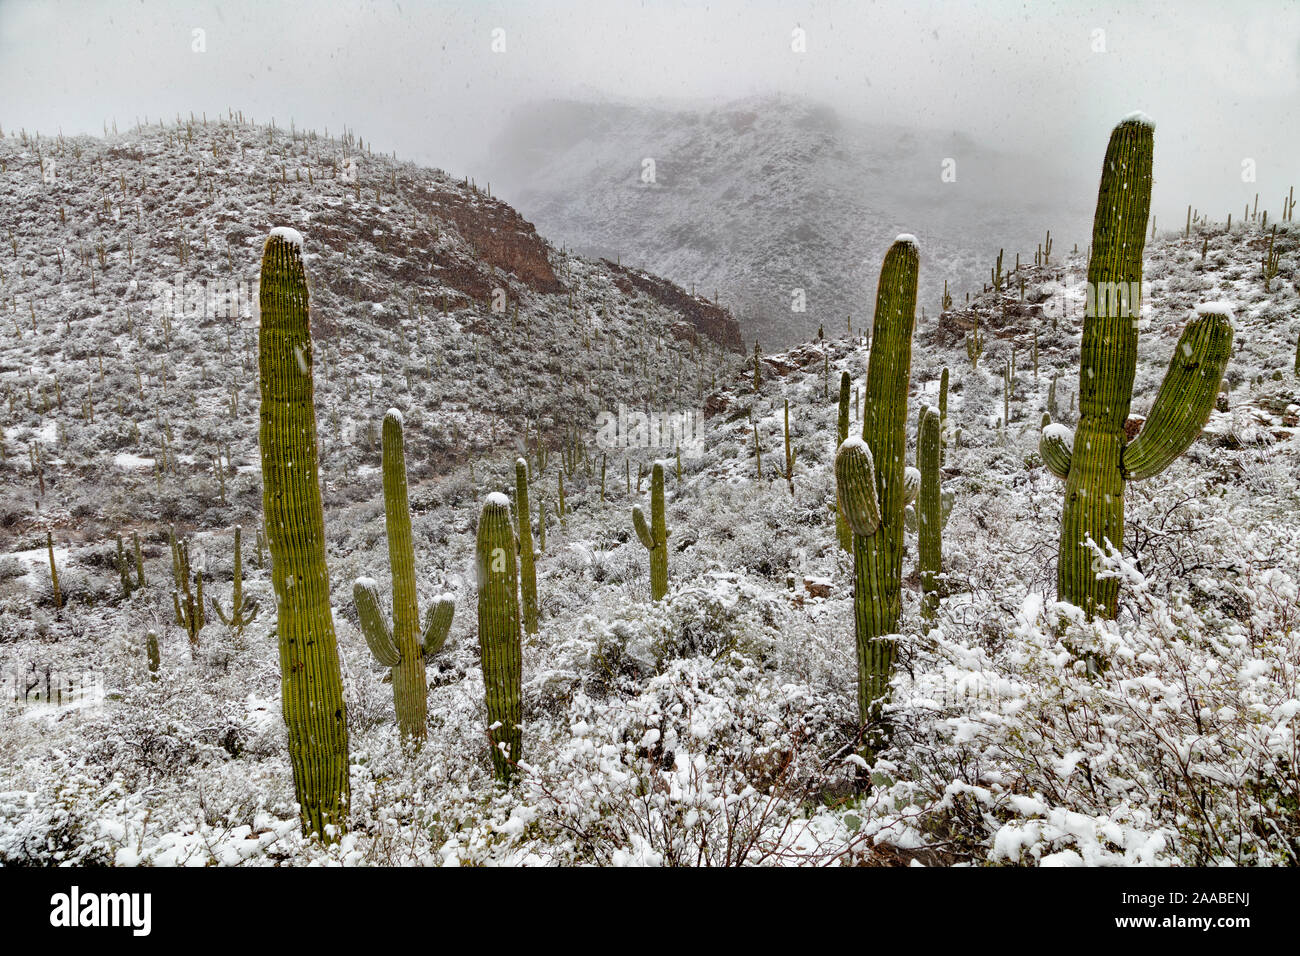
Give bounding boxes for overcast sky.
[2,0,1298,226]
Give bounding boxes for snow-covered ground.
[0,115,1298,865]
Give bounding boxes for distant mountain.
[482,95,1092,347]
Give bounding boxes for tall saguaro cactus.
[211,525,259,635]
[1044,116,1233,619]
[515,458,539,634]
[632,461,670,601]
[258,228,350,837]
[476,493,523,783]
[352,409,447,741]
[917,406,942,619]
[835,371,852,552]
[835,235,919,731]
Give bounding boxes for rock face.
[410,189,564,295]
[601,259,743,352]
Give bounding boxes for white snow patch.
[485,491,510,508]
[1121,110,1155,128]
[1043,423,1074,449]
[268,226,304,248]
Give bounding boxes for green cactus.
[782,398,797,495]
[133,531,145,590]
[917,406,942,620]
[211,525,259,635]
[632,462,670,601]
[46,531,61,609]
[258,228,350,838]
[475,493,523,784]
[1046,116,1233,619]
[169,527,205,649]
[146,629,160,679]
[516,457,539,634]
[835,370,852,553]
[834,236,919,732]
[112,532,135,599]
[351,409,447,741]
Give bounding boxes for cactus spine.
[352,409,444,741]
[835,236,919,731]
[258,229,349,837]
[211,525,259,634]
[475,494,522,783]
[632,462,670,601]
[1048,116,1233,619]
[917,406,942,619]
[516,458,539,634]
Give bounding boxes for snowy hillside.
[1,111,1299,866]
[483,95,1091,348]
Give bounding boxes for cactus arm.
[835,438,882,537]
[476,493,523,783]
[259,229,350,836]
[1122,307,1234,481]
[422,595,455,656]
[381,408,427,739]
[902,466,921,507]
[632,505,655,549]
[353,577,400,667]
[1040,424,1074,480]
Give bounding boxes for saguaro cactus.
[1044,116,1233,619]
[632,461,670,601]
[351,409,437,741]
[475,493,523,783]
[211,525,259,635]
[258,228,350,837]
[834,235,919,731]
[835,371,852,552]
[917,406,942,619]
[515,458,539,634]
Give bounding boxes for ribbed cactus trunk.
[633,462,670,601]
[476,494,522,783]
[917,406,942,619]
[854,237,919,721]
[515,458,539,634]
[836,370,852,552]
[1059,118,1150,619]
[1051,116,1233,619]
[258,229,350,838]
[381,409,427,740]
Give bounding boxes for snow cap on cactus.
[268,226,304,248]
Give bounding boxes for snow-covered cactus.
[835,235,919,729]
[170,528,205,649]
[475,493,523,783]
[258,228,350,837]
[1049,116,1233,619]
[211,525,259,635]
[112,533,134,599]
[835,370,852,552]
[516,458,539,634]
[46,532,61,609]
[351,409,432,741]
[632,461,670,601]
[917,406,942,619]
